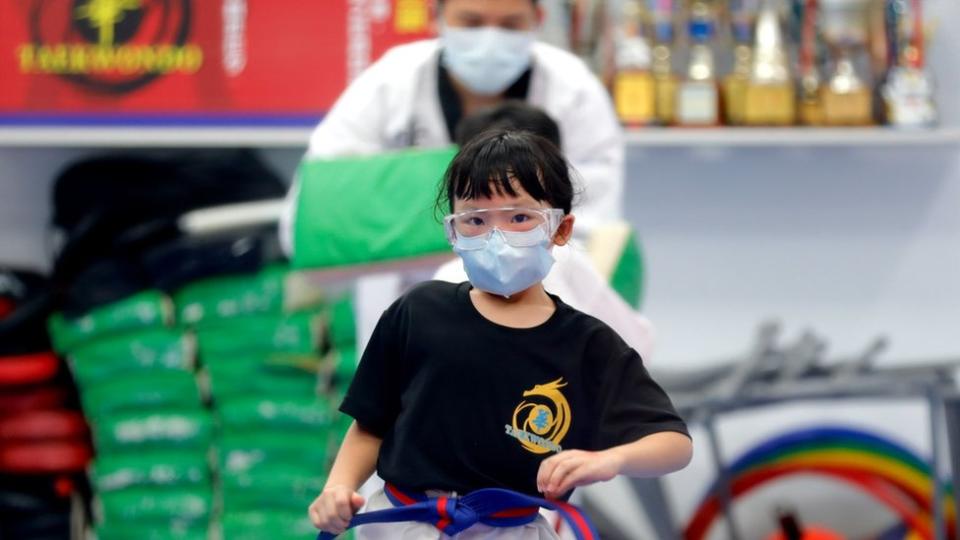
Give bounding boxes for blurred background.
[0,0,958,539]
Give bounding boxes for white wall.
[630,143,960,367]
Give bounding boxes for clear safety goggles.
[443,207,565,249]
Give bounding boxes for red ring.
[0,410,89,440]
[0,440,92,474]
[0,352,60,386]
[0,386,68,413]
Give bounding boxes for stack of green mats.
[325,296,358,448]
[50,293,214,539]
[175,265,341,540]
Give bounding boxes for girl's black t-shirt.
[340,280,689,497]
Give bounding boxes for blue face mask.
[440,26,535,96]
[454,227,555,297]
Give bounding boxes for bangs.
[441,130,568,212]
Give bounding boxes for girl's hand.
[536,449,624,499]
[307,484,365,534]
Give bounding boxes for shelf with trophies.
[611,0,960,146]
[1,0,957,148]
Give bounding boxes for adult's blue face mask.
[453,227,555,297]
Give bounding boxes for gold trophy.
[613,0,657,126]
[820,0,874,125]
[743,0,796,125]
[676,0,719,126]
[722,0,756,125]
[881,0,937,127]
[798,0,826,124]
[651,0,678,125]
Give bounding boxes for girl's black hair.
[438,129,575,214]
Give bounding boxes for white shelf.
[625,127,960,147]
[1,125,959,148]
[0,126,314,148]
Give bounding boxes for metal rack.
[627,322,960,540]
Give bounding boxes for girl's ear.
[552,214,575,246]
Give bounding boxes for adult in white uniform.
[280,0,651,355]
[282,0,623,243]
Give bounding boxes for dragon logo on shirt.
[505,377,571,454]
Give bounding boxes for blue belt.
[316,482,599,539]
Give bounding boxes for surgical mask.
[453,227,555,297]
[440,26,535,96]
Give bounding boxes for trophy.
[798,0,826,125]
[676,0,719,126]
[722,0,756,125]
[651,0,678,125]
[613,0,657,126]
[881,0,937,127]
[819,0,874,125]
[743,0,796,125]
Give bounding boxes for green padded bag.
[81,370,203,417]
[221,511,319,540]
[196,310,324,357]
[327,295,356,348]
[331,345,357,382]
[326,387,354,451]
[323,345,357,395]
[67,328,195,388]
[98,486,211,524]
[217,430,331,477]
[96,523,209,540]
[217,396,332,431]
[205,353,320,400]
[292,147,457,270]
[92,410,212,453]
[175,265,324,326]
[221,464,325,512]
[49,291,174,352]
[93,451,210,492]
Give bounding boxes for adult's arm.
[279,51,394,256]
[557,76,625,236]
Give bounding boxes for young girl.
[309,130,692,539]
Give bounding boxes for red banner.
[0,0,434,125]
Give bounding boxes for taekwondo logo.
[505,377,571,454]
[18,0,201,93]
